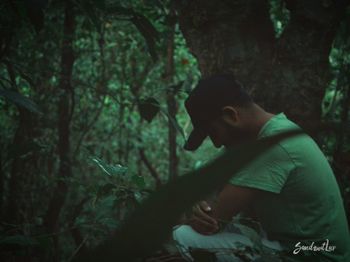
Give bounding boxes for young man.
[173,74,350,261]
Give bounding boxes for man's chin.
[224,140,250,149]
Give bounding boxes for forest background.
[0,0,350,261]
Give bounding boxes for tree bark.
[69,197,89,254]
[166,6,179,180]
[0,150,3,219]
[3,59,34,224]
[178,0,349,126]
[6,108,33,223]
[44,0,75,239]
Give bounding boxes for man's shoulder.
[258,113,301,139]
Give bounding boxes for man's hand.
[185,185,262,235]
[187,201,219,235]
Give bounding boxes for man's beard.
[224,124,255,149]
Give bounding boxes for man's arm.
[188,184,263,234]
[211,184,263,222]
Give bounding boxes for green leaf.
[131,14,159,62]
[0,89,41,114]
[92,158,128,176]
[131,175,146,189]
[74,129,303,262]
[138,97,160,123]
[133,191,143,204]
[194,160,203,169]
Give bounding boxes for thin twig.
[67,235,89,262]
[139,148,162,188]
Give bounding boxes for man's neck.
[245,104,275,138]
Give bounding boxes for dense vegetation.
[0,0,349,261]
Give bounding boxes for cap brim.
[184,128,207,151]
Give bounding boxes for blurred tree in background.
[0,0,349,261]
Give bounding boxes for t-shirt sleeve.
[229,144,295,193]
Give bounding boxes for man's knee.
[172,225,246,262]
[172,225,203,248]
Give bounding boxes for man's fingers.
[188,218,219,235]
[192,206,217,225]
[189,215,219,231]
[188,201,218,235]
[199,201,211,212]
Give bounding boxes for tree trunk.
[69,197,89,254]
[0,151,3,219]
[166,6,179,180]
[4,58,34,224]
[178,0,348,126]
[44,0,75,240]
[6,109,33,224]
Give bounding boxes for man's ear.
[221,106,240,126]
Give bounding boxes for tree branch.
[139,148,162,188]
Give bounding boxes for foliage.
[74,130,303,261]
[0,0,349,261]
[269,0,290,38]
[0,0,201,260]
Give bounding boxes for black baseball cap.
[184,74,252,151]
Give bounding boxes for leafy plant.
[75,129,302,261]
[92,157,128,176]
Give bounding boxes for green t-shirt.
[229,113,350,261]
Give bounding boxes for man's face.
[207,116,253,149]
